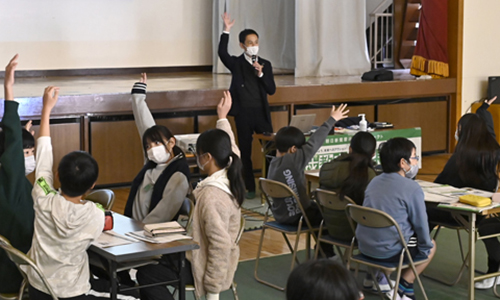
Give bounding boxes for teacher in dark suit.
[218,12,276,199]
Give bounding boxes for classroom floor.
[110,153,451,262]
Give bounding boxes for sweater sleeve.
[32,137,55,200]
[199,189,234,293]
[0,101,26,203]
[407,185,433,256]
[293,117,336,170]
[131,82,156,147]
[476,102,496,139]
[142,172,189,224]
[217,33,236,71]
[216,119,240,157]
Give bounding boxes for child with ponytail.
[137,91,244,300]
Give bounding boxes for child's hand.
[4,54,19,88]
[25,120,35,136]
[221,12,235,32]
[486,96,497,106]
[330,104,349,121]
[140,72,147,84]
[42,86,60,112]
[217,91,232,119]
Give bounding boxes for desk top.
[89,213,199,263]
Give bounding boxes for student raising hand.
[40,86,60,137]
[331,104,349,121]
[4,54,19,101]
[217,91,232,120]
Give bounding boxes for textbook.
[143,221,186,237]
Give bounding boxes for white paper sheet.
[92,231,138,248]
[423,192,457,203]
[126,231,192,244]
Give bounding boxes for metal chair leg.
[231,282,239,300]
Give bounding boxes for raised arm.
[32,86,59,199]
[216,91,240,157]
[217,12,237,71]
[131,73,156,141]
[1,54,28,203]
[476,97,497,139]
[294,104,349,169]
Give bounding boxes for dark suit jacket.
[218,33,276,123]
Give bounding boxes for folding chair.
[313,188,356,265]
[423,219,468,286]
[85,189,115,210]
[0,235,58,300]
[255,178,321,291]
[177,216,245,300]
[345,204,430,300]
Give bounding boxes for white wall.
[0,0,212,70]
[365,0,390,28]
[461,0,500,114]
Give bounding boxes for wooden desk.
[89,213,199,300]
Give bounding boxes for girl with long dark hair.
[137,92,244,300]
[431,98,500,289]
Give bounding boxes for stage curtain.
[410,0,449,78]
[212,0,295,74]
[294,0,370,77]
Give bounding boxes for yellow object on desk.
[459,194,492,207]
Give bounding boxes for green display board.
[305,128,422,171]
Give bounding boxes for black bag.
[361,69,393,81]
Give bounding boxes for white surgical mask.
[245,46,259,57]
[196,153,209,171]
[404,160,419,179]
[455,129,459,141]
[147,145,170,164]
[25,155,36,175]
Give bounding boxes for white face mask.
[147,145,170,164]
[455,129,459,141]
[245,46,259,57]
[196,153,209,171]
[404,160,419,179]
[25,155,36,175]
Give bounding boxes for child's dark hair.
[142,125,183,157]
[239,29,259,44]
[58,151,99,197]
[196,129,245,206]
[0,124,35,156]
[339,132,376,203]
[286,259,361,300]
[275,126,305,153]
[379,137,415,173]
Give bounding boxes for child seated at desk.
[28,86,107,300]
[0,54,36,294]
[266,104,348,256]
[356,138,436,300]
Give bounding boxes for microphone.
[252,55,257,64]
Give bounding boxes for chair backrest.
[259,178,315,230]
[315,188,355,211]
[184,199,195,230]
[235,216,245,245]
[345,204,406,245]
[0,235,58,300]
[85,189,115,210]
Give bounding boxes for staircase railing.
[368,0,394,69]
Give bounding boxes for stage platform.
[8,69,456,187]
[5,69,455,118]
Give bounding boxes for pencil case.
[459,195,492,207]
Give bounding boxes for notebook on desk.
[289,114,316,134]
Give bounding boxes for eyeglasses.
[410,156,420,161]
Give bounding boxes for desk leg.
[468,213,476,300]
[108,260,118,300]
[178,252,186,300]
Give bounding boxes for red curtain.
[410,0,449,78]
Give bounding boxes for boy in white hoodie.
[28,86,105,300]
